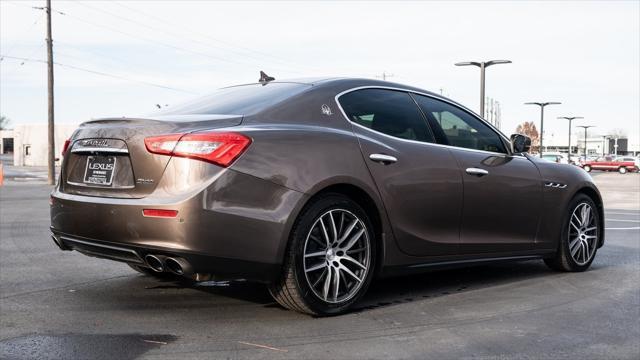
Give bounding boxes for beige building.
[12,123,79,166]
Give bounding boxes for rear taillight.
[62,139,71,156]
[144,132,251,167]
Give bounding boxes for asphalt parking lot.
[1,172,638,359]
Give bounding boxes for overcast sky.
[1,0,639,145]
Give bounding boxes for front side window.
[339,89,434,142]
[412,94,507,154]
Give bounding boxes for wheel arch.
[276,179,389,278]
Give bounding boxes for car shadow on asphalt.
[141,259,563,314]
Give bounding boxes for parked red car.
[581,156,639,174]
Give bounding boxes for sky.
[1,0,639,147]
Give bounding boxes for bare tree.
[515,121,540,153]
[0,115,10,130]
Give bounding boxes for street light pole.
[455,60,511,118]
[525,102,561,157]
[557,116,583,161]
[577,125,595,159]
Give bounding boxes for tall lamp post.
[525,102,561,157]
[557,116,583,161]
[455,60,511,118]
[577,125,595,159]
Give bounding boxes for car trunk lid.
[60,115,242,198]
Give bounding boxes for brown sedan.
[50,77,604,315]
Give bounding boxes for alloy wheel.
[568,202,598,266]
[303,209,371,304]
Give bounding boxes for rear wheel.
[583,165,592,172]
[269,194,376,316]
[618,167,628,174]
[544,194,600,272]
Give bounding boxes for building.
[12,123,79,166]
[0,129,14,155]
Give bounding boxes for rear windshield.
[155,82,311,116]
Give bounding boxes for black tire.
[618,167,627,174]
[269,193,377,316]
[544,194,600,272]
[127,264,178,279]
[583,165,592,172]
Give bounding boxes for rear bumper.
[51,229,279,283]
[50,168,307,283]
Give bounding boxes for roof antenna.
[259,71,275,84]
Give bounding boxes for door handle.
[465,167,489,176]
[369,154,397,164]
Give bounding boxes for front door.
[338,88,463,257]
[412,93,542,254]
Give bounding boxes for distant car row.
[540,153,639,174]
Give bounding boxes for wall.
[13,123,79,167]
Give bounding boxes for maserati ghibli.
[50,76,604,315]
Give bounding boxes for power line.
[65,1,312,74]
[110,0,321,73]
[0,12,44,59]
[1,55,197,94]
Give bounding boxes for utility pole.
[557,116,583,161]
[454,60,511,118]
[525,102,561,157]
[46,0,55,185]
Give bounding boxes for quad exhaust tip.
[165,257,193,276]
[144,254,193,276]
[144,254,166,272]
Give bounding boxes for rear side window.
[155,82,311,116]
[339,89,434,142]
[412,94,507,154]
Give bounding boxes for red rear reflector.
[142,209,179,218]
[62,139,71,156]
[144,131,251,167]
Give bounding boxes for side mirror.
[510,134,531,153]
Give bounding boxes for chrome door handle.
[465,167,489,176]
[369,154,397,164]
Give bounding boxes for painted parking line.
[605,219,640,223]
[605,227,640,230]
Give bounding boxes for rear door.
[338,88,463,256]
[412,94,542,254]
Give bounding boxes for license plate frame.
[83,155,117,186]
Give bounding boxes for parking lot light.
[558,116,583,161]
[525,102,561,157]
[577,125,595,159]
[455,60,511,118]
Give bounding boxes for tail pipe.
[144,254,167,272]
[51,234,70,251]
[164,257,194,276]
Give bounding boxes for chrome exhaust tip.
[144,254,166,272]
[165,257,193,276]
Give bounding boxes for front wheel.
[583,165,592,172]
[269,194,376,316]
[618,167,628,174]
[544,194,600,272]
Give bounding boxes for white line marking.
[606,211,640,215]
[605,219,640,223]
[605,227,640,230]
[238,341,288,352]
